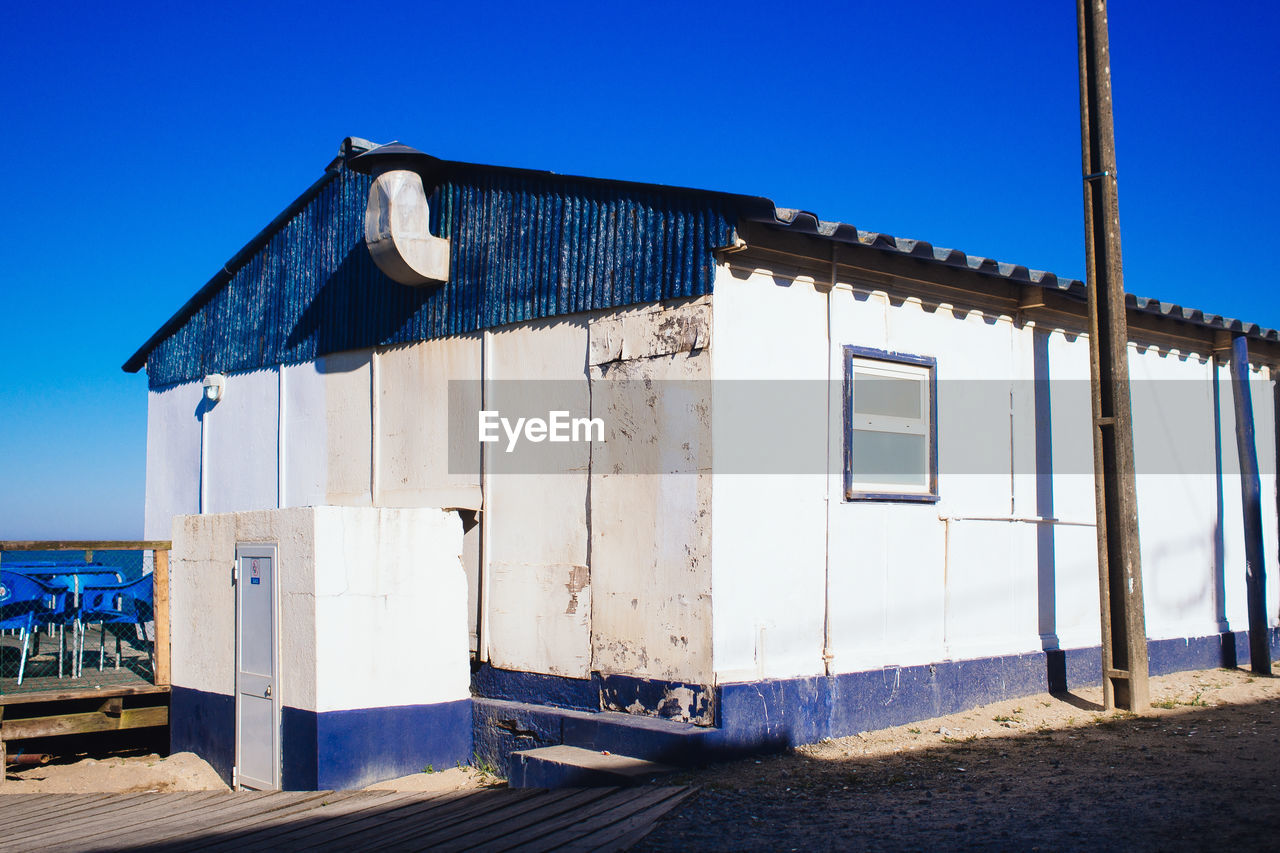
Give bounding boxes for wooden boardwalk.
[0,785,694,852]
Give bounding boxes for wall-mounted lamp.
[348,141,450,287]
[202,373,225,403]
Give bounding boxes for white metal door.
[235,544,279,790]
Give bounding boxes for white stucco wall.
[144,380,203,540]
[376,336,482,510]
[146,307,715,685]
[311,506,468,711]
[169,506,467,712]
[710,259,1280,683]
[588,298,715,684]
[205,369,280,515]
[169,507,316,702]
[484,317,593,677]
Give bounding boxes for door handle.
[264,685,272,698]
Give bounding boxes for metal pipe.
[277,365,286,509]
[199,397,209,514]
[370,348,381,506]
[478,329,493,663]
[822,242,835,677]
[1229,334,1271,674]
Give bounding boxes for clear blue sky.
[1,1,1276,538]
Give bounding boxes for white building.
[127,138,1279,789]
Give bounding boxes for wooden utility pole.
[1076,0,1150,712]
[1228,334,1272,674]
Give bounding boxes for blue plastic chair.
[4,564,123,678]
[78,575,155,675]
[0,571,67,686]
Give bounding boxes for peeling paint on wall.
[588,298,714,686]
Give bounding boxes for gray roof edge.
[744,208,1280,346]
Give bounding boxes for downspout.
[478,328,493,662]
[278,366,286,509]
[370,348,381,506]
[1229,334,1271,674]
[822,242,836,677]
[199,401,209,514]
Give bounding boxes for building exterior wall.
[485,316,593,677]
[168,506,469,789]
[709,257,1280,686]
[143,380,203,540]
[145,242,1277,735]
[145,298,718,691]
[588,299,714,687]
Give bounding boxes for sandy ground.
[2,755,503,796]
[2,751,228,794]
[364,765,501,793]
[639,667,1280,852]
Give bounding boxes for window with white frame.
[844,347,938,501]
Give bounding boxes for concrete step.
[473,697,715,779]
[508,744,678,789]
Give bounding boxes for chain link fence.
[0,546,160,696]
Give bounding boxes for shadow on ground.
[639,694,1280,852]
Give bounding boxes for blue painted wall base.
[170,686,234,785]
[472,628,1280,772]
[282,699,474,791]
[170,686,472,790]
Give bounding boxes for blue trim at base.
[281,706,318,790]
[471,663,597,711]
[597,673,714,725]
[285,700,474,790]
[170,685,234,785]
[711,629,1280,752]
[471,628,1280,777]
[170,687,471,790]
[470,664,714,724]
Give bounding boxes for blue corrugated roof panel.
[142,164,735,389]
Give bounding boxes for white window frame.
[844,346,939,502]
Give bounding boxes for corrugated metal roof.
[133,151,735,388]
[748,207,1280,342]
[124,140,1280,385]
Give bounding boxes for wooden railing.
[0,540,172,688]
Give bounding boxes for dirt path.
[639,667,1280,852]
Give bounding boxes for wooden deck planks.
[267,788,504,852]
[33,791,287,852]
[228,790,493,852]
[0,785,692,852]
[431,787,618,852]
[498,786,693,853]
[106,791,366,851]
[556,787,697,852]
[364,789,545,850]
[225,792,425,852]
[133,791,363,853]
[0,792,104,822]
[0,791,170,835]
[18,792,233,849]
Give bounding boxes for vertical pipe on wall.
[1229,334,1271,674]
[199,399,209,514]
[277,366,286,509]
[370,349,381,507]
[822,243,836,677]
[478,329,493,663]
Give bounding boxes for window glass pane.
[851,429,928,487]
[854,373,922,419]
